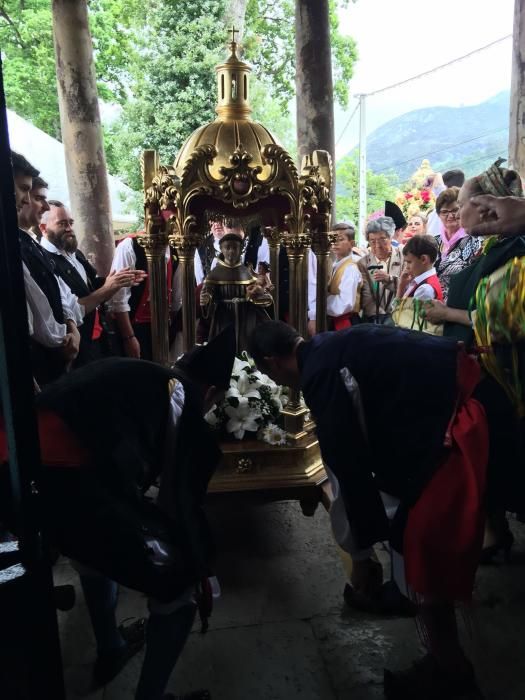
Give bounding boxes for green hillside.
[346,91,510,184]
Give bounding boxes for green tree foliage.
[104,0,227,190]
[0,0,141,137]
[336,154,399,224]
[1,0,357,190]
[1,0,60,137]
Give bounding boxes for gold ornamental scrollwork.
[217,143,264,207]
[280,233,312,250]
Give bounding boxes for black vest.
[19,231,64,323]
[47,248,102,347]
[128,237,179,322]
[197,234,217,280]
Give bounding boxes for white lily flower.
[227,371,261,401]
[225,399,262,439]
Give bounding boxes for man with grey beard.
[40,201,143,365]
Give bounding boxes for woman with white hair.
[357,216,404,324]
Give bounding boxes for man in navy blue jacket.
[249,321,488,700]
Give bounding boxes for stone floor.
[56,500,525,700]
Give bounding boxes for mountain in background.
[346,91,510,185]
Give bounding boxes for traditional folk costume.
[0,327,236,700]
[402,267,443,301]
[41,238,107,365]
[109,235,181,360]
[19,229,84,384]
[326,254,362,330]
[298,326,488,599]
[358,246,404,324]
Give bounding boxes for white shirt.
[403,267,439,300]
[108,236,182,315]
[23,263,68,347]
[41,237,89,285]
[309,250,362,321]
[21,230,84,325]
[194,236,271,285]
[327,254,363,318]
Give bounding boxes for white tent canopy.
[7,109,137,227]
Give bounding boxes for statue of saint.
[200,232,273,353]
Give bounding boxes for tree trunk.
[295,0,335,211]
[224,0,249,40]
[509,0,525,173]
[52,0,114,274]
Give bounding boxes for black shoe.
[163,692,211,700]
[384,654,484,699]
[93,618,146,687]
[344,580,417,617]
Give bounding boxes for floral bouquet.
[395,188,435,219]
[395,159,436,218]
[205,354,289,446]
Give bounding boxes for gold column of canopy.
[140,31,333,436]
[140,150,170,364]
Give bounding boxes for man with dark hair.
[10,151,82,383]
[0,326,236,699]
[248,320,488,699]
[18,174,50,241]
[443,169,465,189]
[40,201,140,365]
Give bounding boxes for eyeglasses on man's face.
[368,236,389,246]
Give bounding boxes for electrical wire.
[335,100,360,147]
[365,35,511,97]
[335,35,511,149]
[375,127,508,173]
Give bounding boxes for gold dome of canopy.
[173,33,281,182]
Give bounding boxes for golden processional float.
[138,30,333,513]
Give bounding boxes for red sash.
[0,412,89,468]
[331,314,353,331]
[403,351,488,601]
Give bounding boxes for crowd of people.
[2,149,525,699]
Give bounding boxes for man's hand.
[123,336,141,359]
[307,319,317,337]
[103,268,137,293]
[61,325,80,361]
[351,557,383,597]
[469,195,525,237]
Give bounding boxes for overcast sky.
[335,0,515,158]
